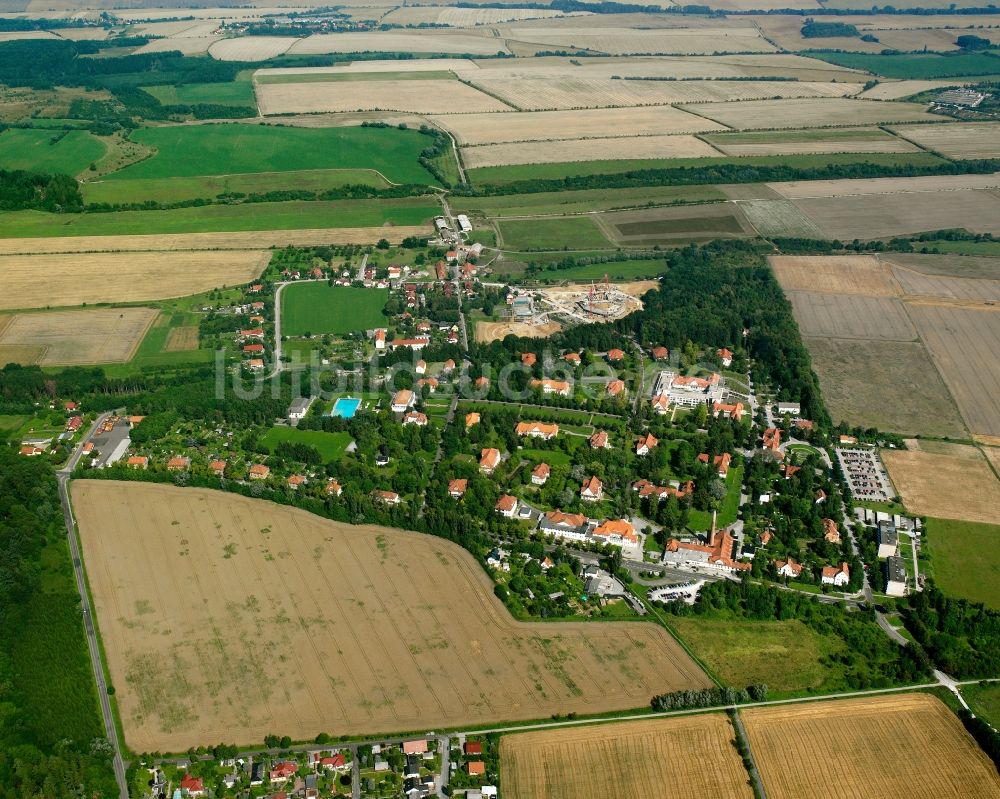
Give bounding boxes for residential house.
[651,393,670,415]
[402,740,428,756]
[468,761,486,777]
[270,762,298,783]
[464,742,483,756]
[530,378,571,397]
[288,396,313,421]
[782,464,801,479]
[531,463,550,485]
[475,376,490,391]
[636,433,658,456]
[521,352,536,366]
[580,475,604,502]
[698,452,731,478]
[448,479,468,498]
[815,489,827,503]
[403,411,428,426]
[179,774,205,797]
[712,401,745,422]
[762,427,781,453]
[287,474,306,489]
[606,348,625,362]
[821,562,850,587]
[243,343,264,355]
[606,379,626,398]
[415,359,427,375]
[633,479,692,503]
[417,376,439,393]
[465,412,481,429]
[822,518,841,543]
[775,558,804,579]
[66,415,83,432]
[717,347,733,367]
[373,329,387,350]
[495,495,518,518]
[167,455,190,472]
[391,389,415,413]
[479,448,501,474]
[651,346,669,360]
[442,359,456,372]
[589,430,610,449]
[515,421,559,440]
[19,445,45,457]
[326,479,343,497]
[246,358,265,371]
[374,490,401,505]
[249,464,270,480]
[208,460,226,477]
[318,753,348,772]
[563,352,581,365]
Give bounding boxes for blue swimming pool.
[331,397,361,419]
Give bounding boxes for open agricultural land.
[0,307,157,366]
[500,714,753,799]
[281,284,389,336]
[0,250,268,310]
[71,482,710,752]
[744,694,1000,799]
[925,517,1000,609]
[771,253,1000,437]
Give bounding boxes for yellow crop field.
[286,31,507,56]
[769,255,901,297]
[461,134,721,167]
[744,694,1000,799]
[891,122,1000,159]
[256,78,512,115]
[0,227,430,255]
[500,25,778,55]
[883,447,1000,523]
[72,482,711,752]
[432,105,725,145]
[209,36,294,61]
[465,76,861,111]
[681,98,940,130]
[381,7,571,26]
[500,714,753,799]
[2,251,269,310]
[0,307,158,365]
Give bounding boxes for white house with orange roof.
[515,421,559,440]
[479,448,501,474]
[821,561,850,587]
[580,475,603,502]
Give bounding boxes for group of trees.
[0,168,81,212]
[651,683,768,711]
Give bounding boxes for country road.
[56,412,129,799]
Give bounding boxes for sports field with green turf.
[281,283,389,336]
[81,168,391,204]
[468,151,948,186]
[259,426,353,461]
[105,124,439,185]
[926,517,1000,609]
[498,217,611,251]
[141,77,256,108]
[0,198,437,237]
[0,129,105,176]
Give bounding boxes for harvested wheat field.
[72,482,709,751]
[713,136,917,157]
[476,319,562,343]
[256,79,511,115]
[2,251,268,310]
[769,255,900,296]
[287,31,507,56]
[890,122,1000,160]
[744,694,1000,799]
[432,105,725,145]
[501,714,753,799]
[861,80,972,100]
[381,6,572,26]
[462,134,721,167]
[463,76,859,111]
[501,26,777,55]
[255,58,478,77]
[769,172,1000,200]
[882,446,1000,523]
[209,36,294,61]
[680,98,939,130]
[788,293,915,340]
[0,307,157,365]
[0,227,430,255]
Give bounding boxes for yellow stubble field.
[0,307,158,365]
[72,482,711,752]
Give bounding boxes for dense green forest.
[0,446,115,799]
[0,168,81,211]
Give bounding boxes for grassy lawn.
[259,426,353,461]
[785,443,821,458]
[806,50,1000,79]
[469,152,947,186]
[281,284,389,336]
[519,448,573,467]
[688,465,743,531]
[704,127,900,145]
[141,78,256,107]
[534,258,668,282]
[498,217,611,251]
[917,239,1000,256]
[0,198,438,237]
[82,168,391,204]
[926,517,1000,609]
[0,414,28,434]
[0,128,105,175]
[105,124,438,185]
[962,682,1000,726]
[670,616,846,694]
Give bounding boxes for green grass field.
[281,284,389,336]
[670,617,845,693]
[453,185,725,218]
[0,128,106,176]
[0,198,437,237]
[704,127,903,145]
[498,217,611,251]
[141,78,256,108]
[688,465,744,531]
[962,682,1000,726]
[105,124,439,185]
[917,240,1000,256]
[468,152,948,186]
[926,517,1000,609]
[807,50,1000,79]
[259,426,353,462]
[533,258,668,282]
[81,168,391,204]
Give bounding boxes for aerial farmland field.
[743,694,1000,799]
[460,134,721,168]
[891,123,1000,159]
[882,445,1000,523]
[1,250,268,310]
[0,128,105,176]
[500,714,753,799]
[769,255,900,296]
[925,517,1000,609]
[281,284,389,336]
[0,307,158,365]
[680,97,941,129]
[787,293,916,340]
[71,482,710,751]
